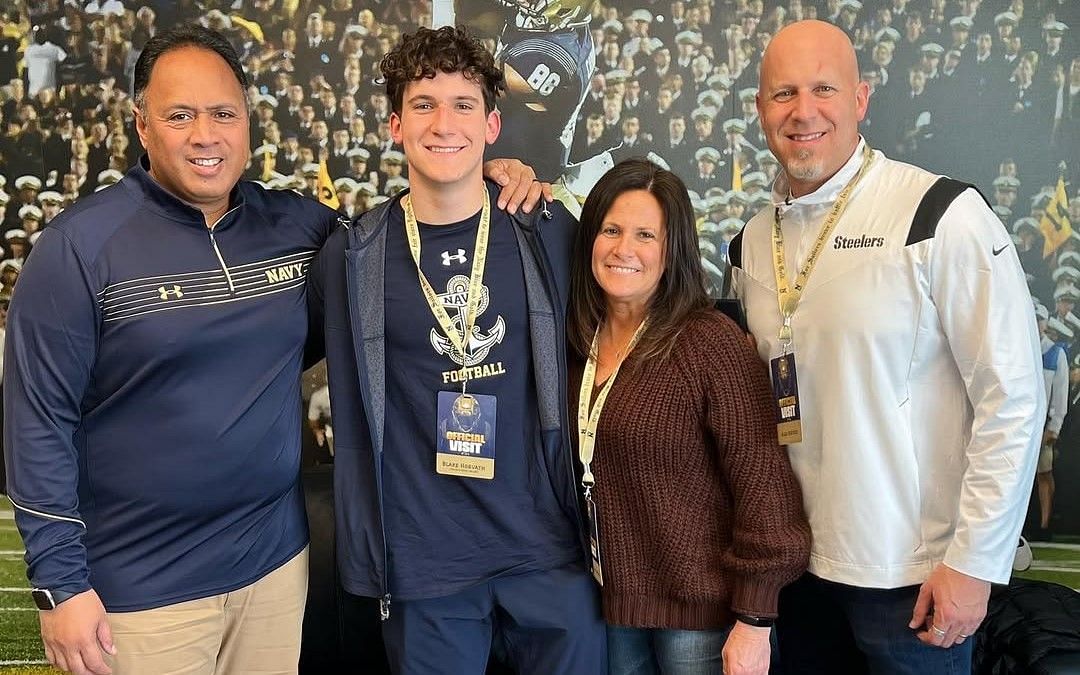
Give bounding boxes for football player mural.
[433,0,615,203]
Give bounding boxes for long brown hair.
[569,158,710,365]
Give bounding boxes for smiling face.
[134,46,249,222]
[757,20,869,197]
[389,71,500,194]
[592,189,667,313]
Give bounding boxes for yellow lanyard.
[402,190,491,389]
[576,319,649,495]
[771,144,874,347]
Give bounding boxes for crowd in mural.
[0,0,1077,533]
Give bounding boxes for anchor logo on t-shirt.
[431,274,505,366]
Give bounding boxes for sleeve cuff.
[731,576,784,618]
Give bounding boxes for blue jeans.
[607,625,731,675]
[776,573,974,675]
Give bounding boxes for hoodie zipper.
[528,213,589,560]
[343,211,394,621]
[207,206,240,293]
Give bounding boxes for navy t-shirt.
[382,183,580,600]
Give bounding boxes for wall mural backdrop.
[0,0,1077,595]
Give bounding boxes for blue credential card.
[435,391,497,479]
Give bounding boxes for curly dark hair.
[380,26,506,115]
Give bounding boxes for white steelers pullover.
[729,141,1045,588]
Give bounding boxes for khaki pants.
[106,547,308,675]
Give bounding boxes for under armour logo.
[441,249,467,266]
[158,285,184,300]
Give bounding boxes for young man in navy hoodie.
[308,26,606,675]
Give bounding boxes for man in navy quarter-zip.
[4,25,335,675]
[307,26,607,675]
[3,24,545,675]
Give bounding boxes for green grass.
[0,500,50,671]
[0,609,50,665]
[1014,538,1080,588]
[0,563,27,590]
[1025,549,1080,565]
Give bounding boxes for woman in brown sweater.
[568,158,811,675]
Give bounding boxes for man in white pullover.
[727,20,1044,674]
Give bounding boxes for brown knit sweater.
[570,310,811,630]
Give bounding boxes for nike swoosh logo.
[992,245,1008,256]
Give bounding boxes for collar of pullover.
[771,137,868,213]
[122,154,245,228]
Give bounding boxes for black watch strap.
[31,588,79,610]
[734,612,775,628]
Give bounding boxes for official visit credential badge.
[770,353,803,445]
[436,391,497,479]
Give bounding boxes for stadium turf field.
[1,499,1078,673]
[2,499,59,673]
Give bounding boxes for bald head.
[755,20,869,197]
[762,21,861,95]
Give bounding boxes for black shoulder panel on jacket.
[905,177,988,246]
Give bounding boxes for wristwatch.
[734,613,775,628]
[31,588,78,610]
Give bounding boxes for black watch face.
[31,589,55,610]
